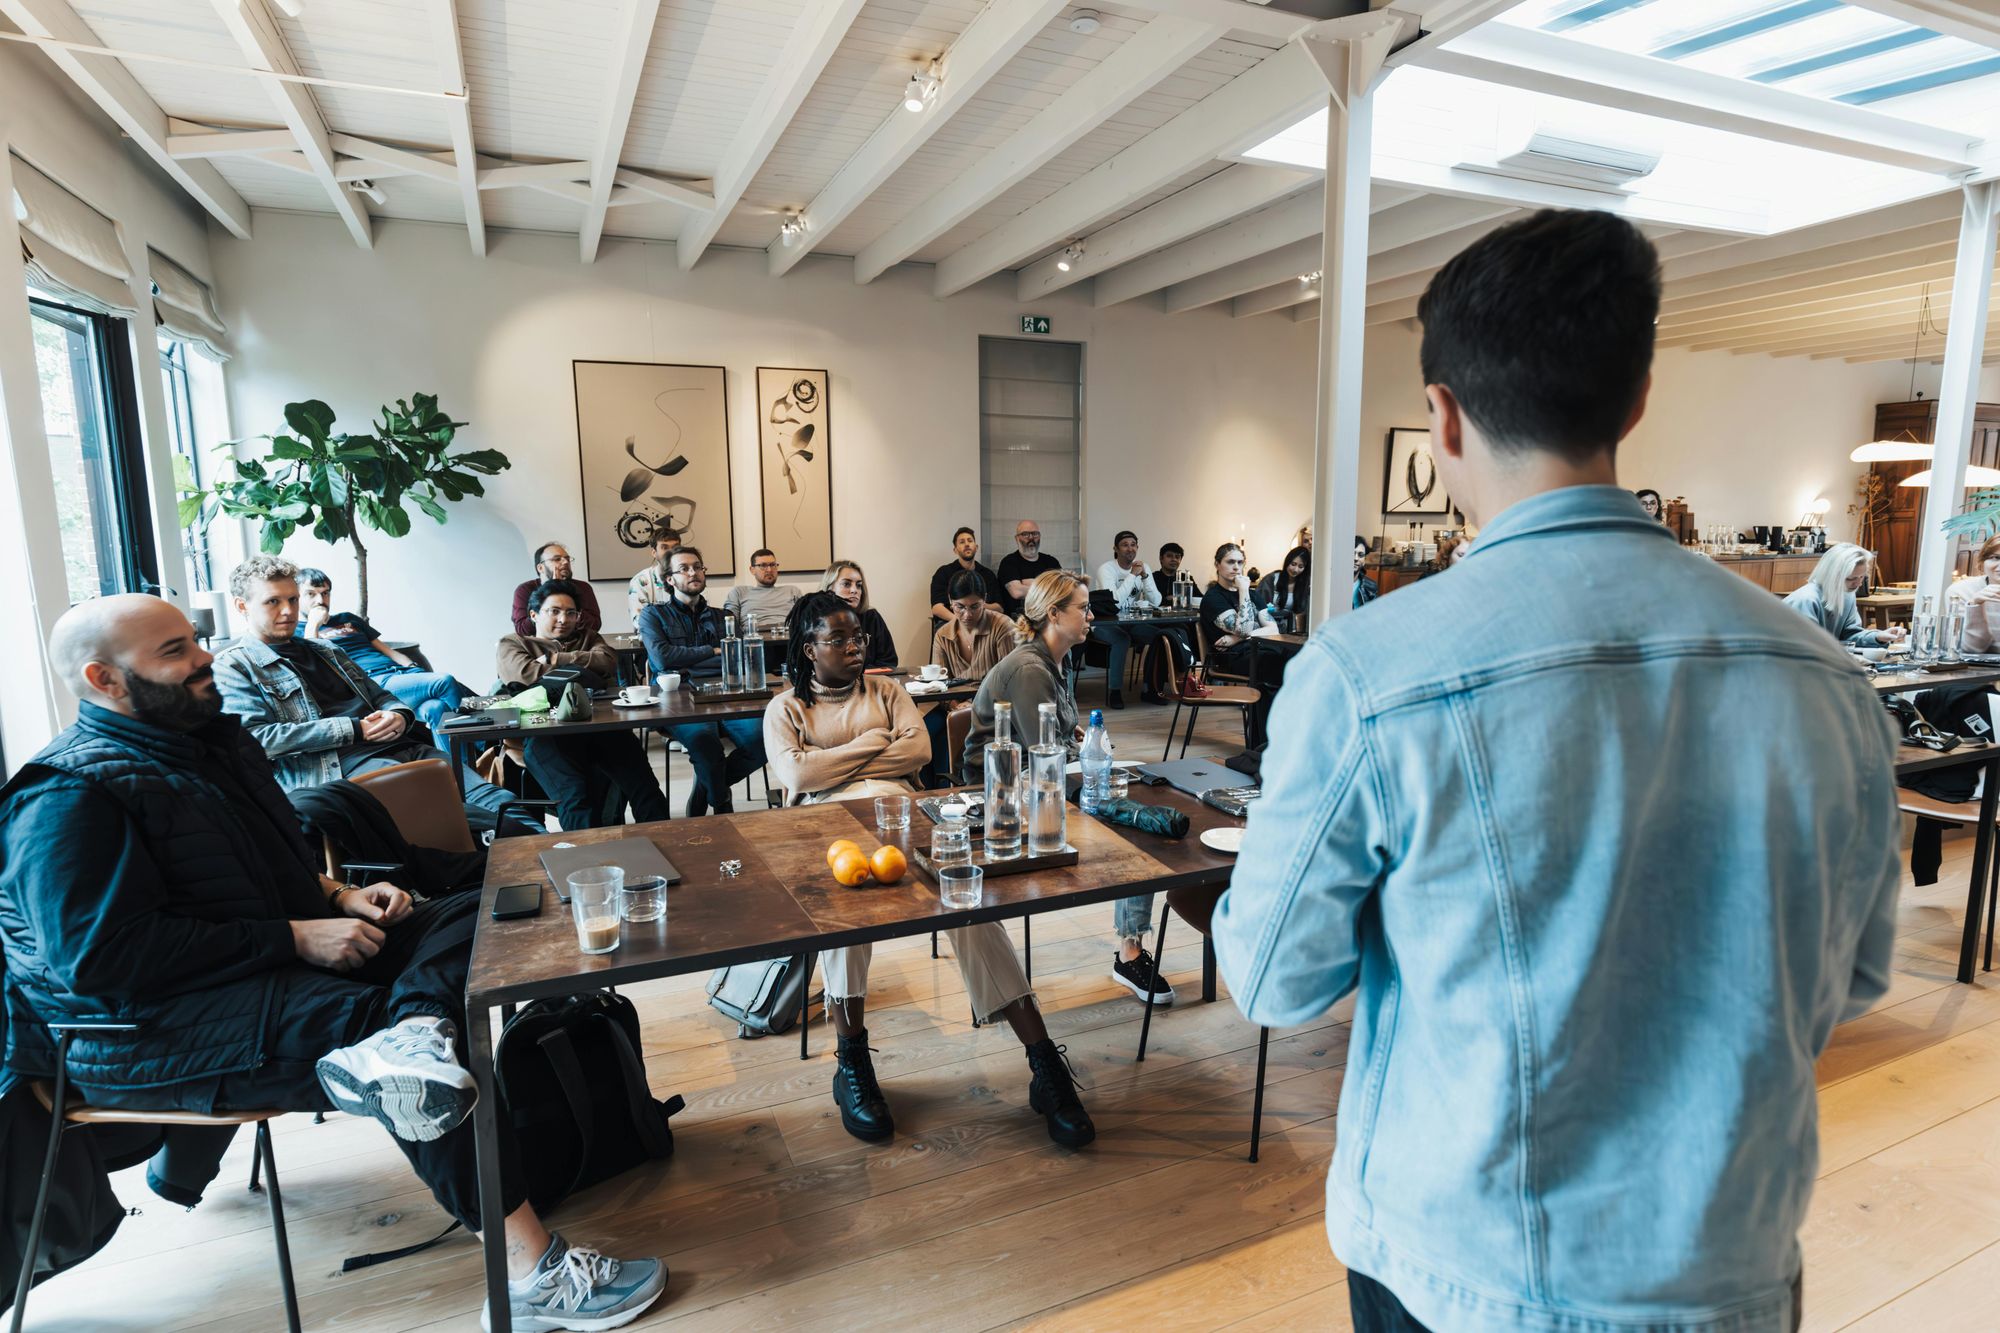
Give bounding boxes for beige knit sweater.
[763,675,931,805]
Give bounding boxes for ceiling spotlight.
[1297,270,1322,284]
[1055,242,1084,273]
[778,214,806,248]
[350,178,386,206]
[902,61,941,113]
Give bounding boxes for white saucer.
[1199,827,1244,854]
[611,697,658,708]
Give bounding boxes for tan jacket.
[930,608,1022,680]
[763,675,930,805]
[495,630,620,688]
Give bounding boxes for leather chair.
[1162,625,1261,760]
[944,704,975,787]
[322,757,548,883]
[10,1023,301,1333]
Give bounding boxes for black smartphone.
[490,882,542,920]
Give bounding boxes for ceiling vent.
[1458,123,1662,194]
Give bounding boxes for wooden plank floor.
[19,695,2000,1332]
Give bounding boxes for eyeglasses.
[811,633,872,651]
[1018,532,1041,539]
[751,561,780,570]
[671,564,707,575]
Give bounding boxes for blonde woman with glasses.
[1782,544,1905,647]
[821,559,898,670]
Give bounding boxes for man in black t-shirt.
[1152,542,1186,601]
[995,518,1080,618]
[928,526,1004,632]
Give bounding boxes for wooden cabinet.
[1869,399,2000,583]
[1770,557,1816,594]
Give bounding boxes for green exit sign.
[1020,315,1051,335]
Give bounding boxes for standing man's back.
[1212,209,1900,1333]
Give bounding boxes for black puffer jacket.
[0,705,329,1095]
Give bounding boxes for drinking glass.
[875,795,911,830]
[1912,613,1939,663]
[567,867,622,954]
[938,863,983,911]
[930,806,972,868]
[619,874,665,923]
[1943,609,1968,663]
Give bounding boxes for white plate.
[1200,827,1244,854]
[611,697,658,708]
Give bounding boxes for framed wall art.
[757,366,832,572]
[572,360,736,581]
[1383,427,1451,518]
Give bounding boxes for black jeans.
[121,893,529,1232]
[669,719,766,812]
[1348,1271,1804,1333]
[523,731,671,830]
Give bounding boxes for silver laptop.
[1135,758,1249,800]
[539,838,682,901]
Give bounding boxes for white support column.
[118,231,191,609]
[0,145,76,763]
[1914,181,1999,607]
[1302,17,1396,631]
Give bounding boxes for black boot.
[1106,689,1125,710]
[1025,1039,1095,1149]
[833,1030,894,1141]
[684,784,709,819]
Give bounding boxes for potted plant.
[181,393,508,616]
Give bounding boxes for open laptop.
[539,838,683,901]
[1134,757,1252,800]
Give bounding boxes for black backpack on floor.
[494,991,684,1213]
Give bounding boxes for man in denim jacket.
[213,556,526,834]
[1213,211,1900,1333]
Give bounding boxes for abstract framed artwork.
[757,366,832,572]
[572,360,736,581]
[1382,427,1451,518]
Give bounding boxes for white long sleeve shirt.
[1096,559,1162,611]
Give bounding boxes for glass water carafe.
[983,702,1024,861]
[1028,701,1068,856]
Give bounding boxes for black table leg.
[448,733,468,799]
[1202,936,1217,1004]
[1956,754,1999,984]
[467,998,512,1332]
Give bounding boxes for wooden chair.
[321,757,550,883]
[1162,625,1260,760]
[1899,785,2000,969]
[10,1023,301,1333]
[1132,899,1270,1163]
[944,704,975,787]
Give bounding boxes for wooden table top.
[1895,741,2000,778]
[470,788,1238,1004]
[1869,663,2000,694]
[1855,592,1916,606]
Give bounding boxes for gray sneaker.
[316,1017,476,1143]
[482,1234,667,1332]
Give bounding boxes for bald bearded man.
[0,596,666,1330]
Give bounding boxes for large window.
[30,299,153,602]
[979,337,1084,573]
[159,336,213,593]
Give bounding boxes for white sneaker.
[316,1017,476,1142]
[482,1234,668,1332]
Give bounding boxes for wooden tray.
[912,843,1078,881]
[688,678,779,703]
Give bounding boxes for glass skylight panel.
[1670,8,1904,78]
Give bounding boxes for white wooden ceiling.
[3,0,1997,363]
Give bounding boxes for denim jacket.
[212,637,412,791]
[1212,486,1901,1333]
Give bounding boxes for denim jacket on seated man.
[211,636,415,791]
[1212,486,1902,1333]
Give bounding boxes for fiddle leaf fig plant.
[180,392,509,616]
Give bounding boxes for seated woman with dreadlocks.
[764,591,1093,1150]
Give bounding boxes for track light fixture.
[903,60,941,113]
[350,178,386,206]
[1298,270,1322,285]
[1055,242,1084,273]
[779,214,806,248]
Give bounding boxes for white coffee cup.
[656,672,682,694]
[920,663,946,681]
[1858,647,1887,663]
[619,683,654,704]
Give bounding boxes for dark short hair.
[1159,542,1183,560]
[750,548,776,564]
[1418,209,1660,463]
[1113,530,1137,548]
[1214,543,1242,566]
[948,571,989,602]
[953,526,976,543]
[532,541,566,569]
[296,567,331,589]
[667,545,703,571]
[652,532,680,549]
[526,578,579,614]
[784,592,863,709]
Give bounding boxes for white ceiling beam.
[166,129,299,158]
[1656,192,1965,286]
[1234,276,1320,318]
[1841,1,2000,50]
[1105,0,1317,41]
[676,0,863,271]
[427,0,484,257]
[772,0,1067,277]
[1161,236,1321,313]
[613,169,713,212]
[855,15,1219,284]
[1362,206,1518,282]
[1680,301,1996,355]
[1659,289,1947,346]
[1661,253,1960,317]
[210,0,370,249]
[1382,0,1533,69]
[579,0,662,263]
[1100,189,1502,307]
[1812,328,2000,361]
[1418,24,1981,176]
[253,149,314,176]
[1663,233,1961,305]
[1016,164,1318,301]
[1659,277,1968,339]
[330,134,460,184]
[0,0,251,238]
[481,161,592,189]
[936,42,1325,297]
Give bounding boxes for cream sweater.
[762,675,931,805]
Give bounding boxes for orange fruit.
[869,845,907,884]
[830,849,873,887]
[826,839,862,871]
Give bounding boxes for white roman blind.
[148,248,229,360]
[10,153,137,316]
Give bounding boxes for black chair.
[1133,901,1271,1163]
[10,1023,302,1333]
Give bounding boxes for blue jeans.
[374,667,469,733]
[669,718,766,813]
[1116,893,1152,945]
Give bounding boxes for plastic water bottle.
[1079,710,1113,814]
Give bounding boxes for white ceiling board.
[457,0,630,162]
[622,0,809,176]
